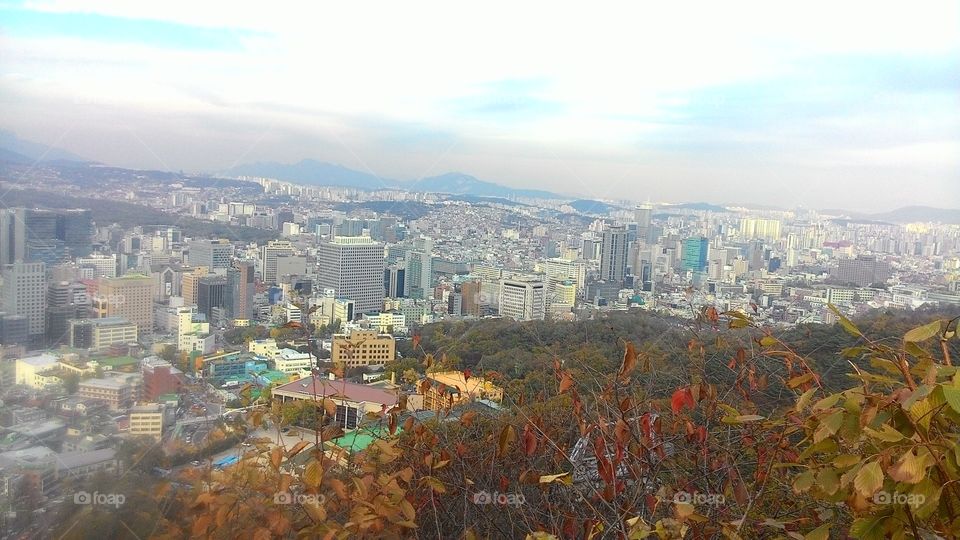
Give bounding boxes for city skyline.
[1,1,958,212]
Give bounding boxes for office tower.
[317,236,385,315]
[260,240,294,284]
[404,250,433,299]
[835,255,890,287]
[58,209,94,257]
[77,254,118,278]
[1,262,46,345]
[384,265,406,298]
[0,208,92,266]
[682,237,709,272]
[228,260,255,320]
[197,275,229,321]
[748,240,765,271]
[188,239,233,275]
[96,275,154,340]
[499,277,545,321]
[599,225,628,286]
[274,253,307,280]
[635,203,653,244]
[181,266,208,306]
[460,280,481,316]
[336,219,365,237]
[0,313,29,347]
[46,281,88,345]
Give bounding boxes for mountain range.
[227,160,562,199]
[821,206,960,224]
[0,130,88,163]
[0,131,958,222]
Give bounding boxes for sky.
[1,1,958,212]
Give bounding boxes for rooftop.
[274,376,398,406]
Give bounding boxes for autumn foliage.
[148,308,959,539]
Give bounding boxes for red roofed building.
[272,375,398,430]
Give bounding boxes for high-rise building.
[635,203,653,244]
[0,208,92,266]
[499,276,545,321]
[188,239,233,275]
[197,275,229,322]
[317,236,385,315]
[835,255,890,287]
[46,281,88,345]
[228,260,255,320]
[739,218,782,242]
[77,254,118,278]
[95,275,154,340]
[599,225,628,286]
[259,240,294,284]
[682,237,709,272]
[384,265,406,298]
[180,266,208,306]
[1,262,46,345]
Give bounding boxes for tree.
[63,372,80,394]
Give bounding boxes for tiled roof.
[274,376,398,406]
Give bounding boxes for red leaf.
[670,387,695,414]
[522,425,538,456]
[412,334,421,350]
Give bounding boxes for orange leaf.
[523,425,538,456]
[558,371,574,394]
[498,425,517,457]
[618,341,638,380]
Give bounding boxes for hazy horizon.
[2,1,958,212]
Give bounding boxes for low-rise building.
[421,371,503,412]
[272,348,314,374]
[129,404,164,440]
[331,329,396,368]
[272,375,398,430]
[78,375,138,410]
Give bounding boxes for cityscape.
[1,2,958,539]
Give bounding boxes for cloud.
[0,0,958,210]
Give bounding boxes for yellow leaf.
[853,460,884,498]
[538,472,573,485]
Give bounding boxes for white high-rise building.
[499,276,545,321]
[188,239,233,275]
[2,261,46,343]
[317,236,385,315]
[259,240,294,284]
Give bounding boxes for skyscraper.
[1,262,46,345]
[384,265,406,298]
[599,225,628,286]
[96,275,154,341]
[0,208,92,265]
[835,255,890,287]
[682,237,709,272]
[259,240,294,284]
[197,275,229,322]
[499,277,545,321]
[228,260,255,320]
[404,250,433,299]
[188,239,234,275]
[317,235,385,315]
[635,203,653,244]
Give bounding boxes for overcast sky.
[1,1,958,211]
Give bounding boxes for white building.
[499,277,545,321]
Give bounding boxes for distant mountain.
[228,159,399,190]
[0,148,34,164]
[410,172,559,199]
[566,199,616,214]
[822,206,960,224]
[0,130,88,162]
[667,202,731,213]
[228,161,563,199]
